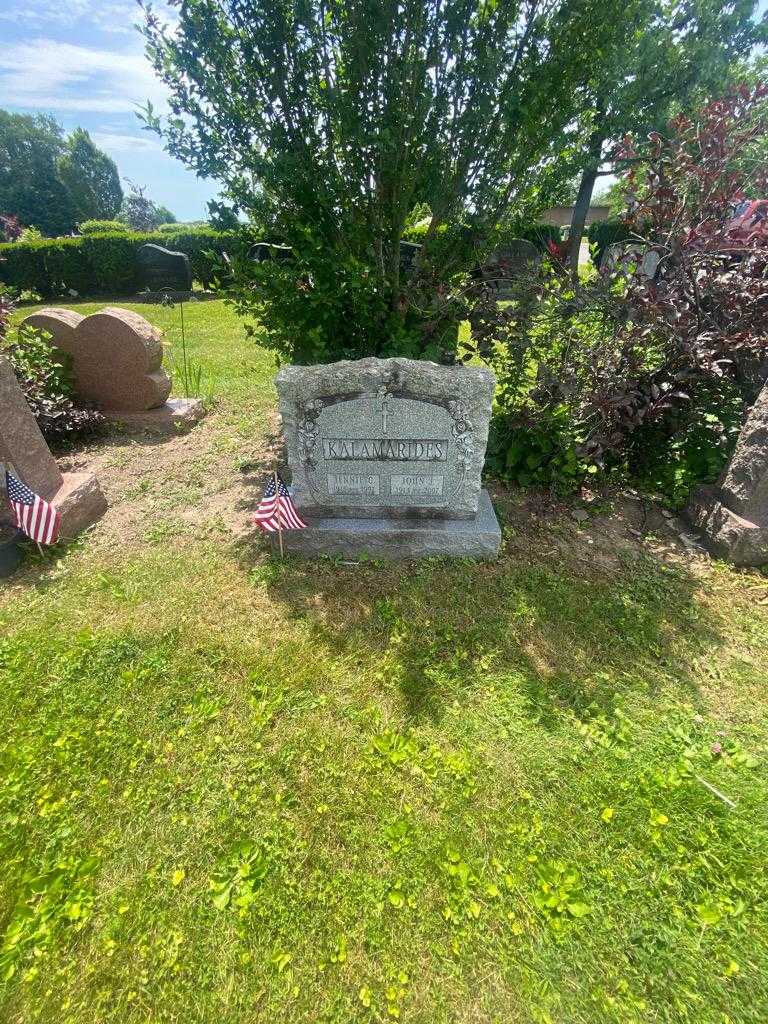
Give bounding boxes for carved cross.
[378,388,391,436]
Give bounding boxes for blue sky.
[1,1,766,223]
[0,0,220,221]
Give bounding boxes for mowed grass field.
[1,299,768,1024]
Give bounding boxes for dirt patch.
[48,406,725,579]
[54,405,283,551]
[489,482,714,575]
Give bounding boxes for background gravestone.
[275,357,501,558]
[687,377,768,565]
[137,243,192,293]
[0,356,107,538]
[475,239,541,299]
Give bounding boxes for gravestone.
[687,378,768,566]
[275,357,501,558]
[137,243,192,293]
[20,307,204,430]
[0,356,107,539]
[600,241,660,281]
[475,239,541,299]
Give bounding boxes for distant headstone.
[600,241,660,280]
[274,357,501,558]
[475,239,541,299]
[137,243,192,292]
[687,377,768,565]
[399,241,422,276]
[250,242,294,263]
[0,356,106,538]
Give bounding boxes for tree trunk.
[567,131,605,281]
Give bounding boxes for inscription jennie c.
[276,357,496,520]
[328,473,380,496]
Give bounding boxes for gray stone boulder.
[687,377,768,565]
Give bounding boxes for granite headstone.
[22,306,172,412]
[274,357,501,558]
[475,239,541,299]
[137,243,192,293]
[0,356,107,539]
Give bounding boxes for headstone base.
[54,472,108,540]
[687,485,768,566]
[275,488,502,560]
[103,399,206,433]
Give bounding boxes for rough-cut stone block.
[277,357,495,521]
[687,486,768,566]
[277,488,502,560]
[21,306,172,412]
[103,398,206,433]
[0,355,63,503]
[717,382,768,526]
[686,375,768,564]
[52,472,108,540]
[0,355,107,540]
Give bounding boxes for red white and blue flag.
[253,473,307,533]
[5,470,62,545]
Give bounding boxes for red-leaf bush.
[472,85,768,499]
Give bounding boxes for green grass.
[2,300,768,1023]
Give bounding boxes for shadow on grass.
[240,546,723,728]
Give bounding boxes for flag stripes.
[5,471,62,545]
[253,473,307,533]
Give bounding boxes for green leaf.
[566,901,591,918]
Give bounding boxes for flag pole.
[273,466,284,559]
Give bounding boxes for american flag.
[5,470,62,545]
[253,473,307,533]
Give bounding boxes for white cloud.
[0,38,170,114]
[0,0,175,35]
[90,129,163,153]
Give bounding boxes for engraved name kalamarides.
[322,438,448,461]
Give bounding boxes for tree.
[140,0,635,363]
[565,0,766,277]
[57,128,123,223]
[118,181,175,231]
[0,111,75,236]
[154,205,177,225]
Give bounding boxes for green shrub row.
[0,228,240,298]
[78,220,129,235]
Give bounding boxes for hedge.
[587,219,632,267]
[0,228,240,298]
[78,220,129,235]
